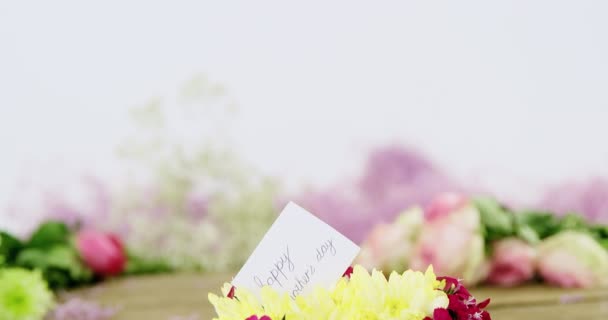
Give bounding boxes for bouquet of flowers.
[208,266,491,320]
[356,193,608,288]
[0,220,166,319]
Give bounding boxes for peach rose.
[355,207,423,272]
[410,193,488,285]
[537,231,608,288]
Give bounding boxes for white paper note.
[232,202,360,299]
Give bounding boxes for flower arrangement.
[357,193,608,288]
[209,266,491,320]
[0,220,167,319]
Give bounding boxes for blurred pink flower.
[76,230,126,276]
[359,146,464,218]
[297,186,373,243]
[297,146,463,243]
[539,177,608,223]
[424,192,468,221]
[537,231,608,288]
[486,238,536,286]
[355,207,423,272]
[410,193,487,285]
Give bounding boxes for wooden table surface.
[63,273,608,320]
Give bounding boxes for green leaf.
[473,196,514,242]
[26,222,70,249]
[515,224,541,244]
[15,245,93,289]
[44,268,72,289]
[597,238,608,251]
[588,224,608,250]
[125,256,172,275]
[0,231,23,264]
[515,211,561,239]
[559,213,589,231]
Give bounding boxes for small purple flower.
[185,191,209,221]
[50,298,119,320]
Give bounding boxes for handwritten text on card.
[231,202,360,299]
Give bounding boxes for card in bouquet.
[232,202,360,299]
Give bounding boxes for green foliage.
[16,246,93,289]
[0,222,93,290]
[1,221,173,291]
[589,224,608,250]
[124,251,173,275]
[0,231,23,264]
[473,196,608,252]
[473,197,514,243]
[26,222,70,249]
[513,211,561,240]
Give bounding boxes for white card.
[232,202,360,299]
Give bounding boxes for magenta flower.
[245,316,271,320]
[432,276,492,320]
[430,308,452,320]
[76,230,126,276]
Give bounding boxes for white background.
[1,1,607,209]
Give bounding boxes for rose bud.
[76,230,126,276]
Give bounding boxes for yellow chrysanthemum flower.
[209,285,295,320]
[329,265,448,320]
[209,265,448,320]
[0,268,55,320]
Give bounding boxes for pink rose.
[76,230,126,276]
[410,193,488,285]
[355,207,423,271]
[537,231,608,288]
[487,238,536,286]
[425,192,468,222]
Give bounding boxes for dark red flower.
[437,276,491,320]
[477,299,491,309]
[342,266,354,278]
[227,286,236,299]
[245,316,271,320]
[433,308,452,320]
